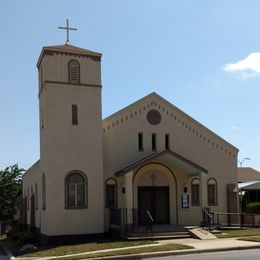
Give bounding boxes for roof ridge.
[102,92,238,151]
[37,44,102,68]
[42,44,102,55]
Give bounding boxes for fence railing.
[132,208,154,237]
[213,212,256,227]
[202,209,257,229]
[109,208,127,235]
[202,208,213,230]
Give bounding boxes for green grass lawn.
[0,235,155,257]
[215,228,260,239]
[3,228,260,258]
[0,235,193,259]
[239,236,260,242]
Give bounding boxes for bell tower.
[37,41,104,239]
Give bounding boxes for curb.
[88,244,260,260]
[5,242,260,260]
[0,240,15,259]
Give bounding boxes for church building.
[22,39,239,243]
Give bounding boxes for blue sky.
[0,0,260,170]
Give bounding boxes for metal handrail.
[145,210,154,238]
[146,210,154,223]
[213,212,242,215]
[202,208,213,230]
[202,208,213,219]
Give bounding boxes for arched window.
[105,178,117,208]
[65,171,87,208]
[35,183,38,210]
[27,187,29,210]
[42,173,46,210]
[68,60,80,84]
[208,178,217,206]
[191,178,200,206]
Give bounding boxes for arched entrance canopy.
[114,150,208,226]
[115,149,208,178]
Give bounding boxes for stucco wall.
[38,51,104,236]
[22,161,41,229]
[23,45,239,236]
[102,93,239,225]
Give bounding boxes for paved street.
[0,251,8,260]
[148,248,260,260]
[0,244,8,260]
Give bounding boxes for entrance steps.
[123,225,194,240]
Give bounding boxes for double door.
[138,186,169,224]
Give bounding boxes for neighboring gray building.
[238,167,260,206]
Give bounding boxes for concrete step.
[124,231,193,240]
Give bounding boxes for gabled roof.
[22,160,40,178]
[238,167,260,181]
[115,149,208,176]
[103,92,238,152]
[37,44,102,68]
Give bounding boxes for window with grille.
[27,188,29,210]
[165,133,170,150]
[208,178,217,206]
[65,172,87,208]
[35,183,38,210]
[72,104,78,125]
[105,178,117,208]
[69,60,80,84]
[152,133,157,151]
[42,173,46,210]
[138,132,143,151]
[191,178,200,206]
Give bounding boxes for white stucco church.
[23,38,239,244]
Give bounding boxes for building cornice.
[37,45,102,68]
[38,80,102,97]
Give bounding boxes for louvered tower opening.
[69,60,80,84]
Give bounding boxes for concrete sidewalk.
[4,237,260,260]
[159,237,260,251]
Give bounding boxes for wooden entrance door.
[138,186,169,224]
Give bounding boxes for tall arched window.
[68,60,80,84]
[65,171,87,208]
[35,183,38,210]
[105,178,117,208]
[208,178,218,206]
[42,173,46,210]
[191,178,200,206]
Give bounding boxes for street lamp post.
[238,157,251,228]
[239,157,250,167]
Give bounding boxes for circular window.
[146,109,161,125]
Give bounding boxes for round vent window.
[146,109,161,125]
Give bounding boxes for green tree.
[0,164,25,221]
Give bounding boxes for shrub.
[245,202,260,214]
[7,225,37,244]
[7,230,20,241]
[20,230,36,244]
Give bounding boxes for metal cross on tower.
[58,19,77,45]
